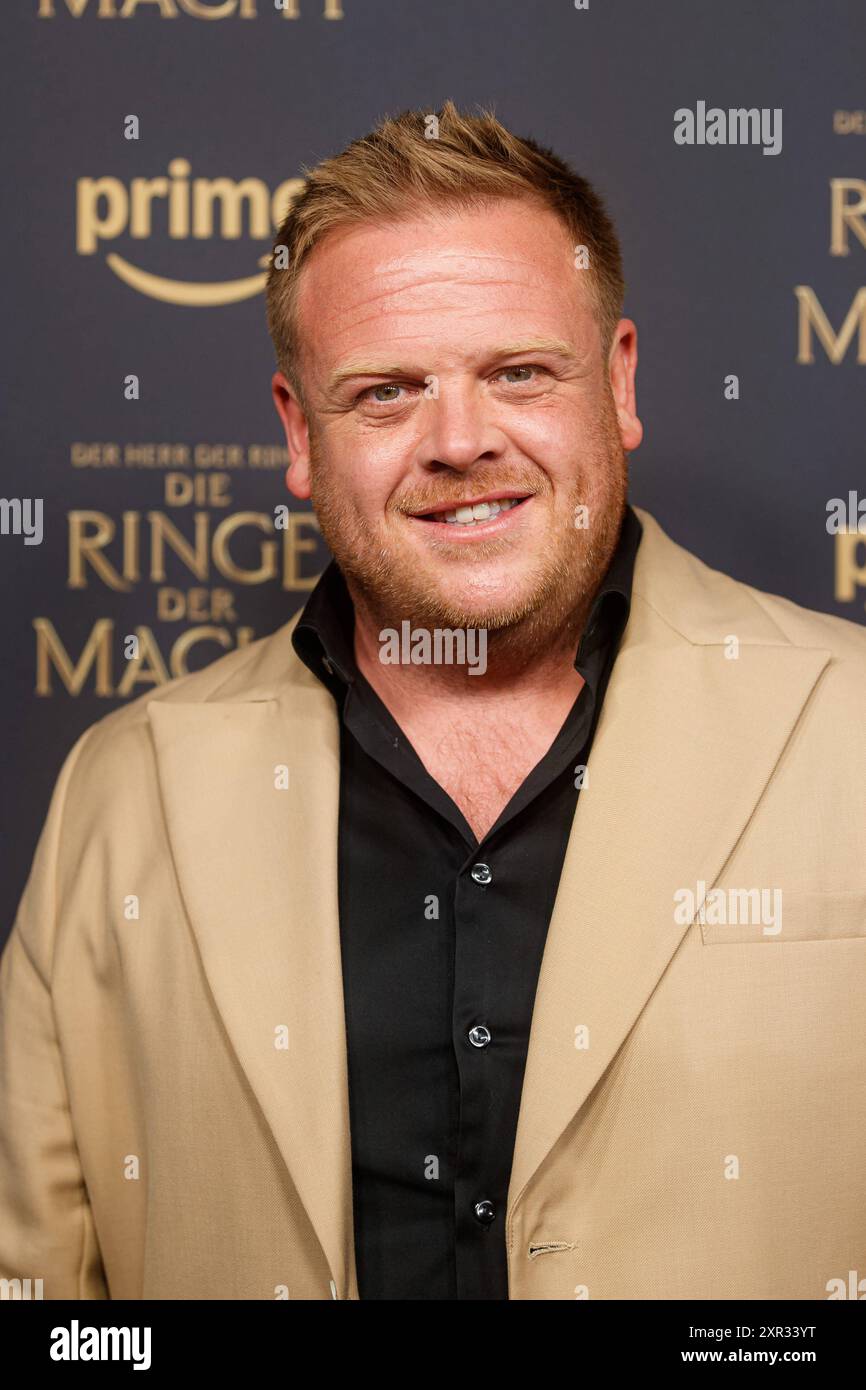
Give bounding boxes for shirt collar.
[292,502,643,691]
[574,502,642,667]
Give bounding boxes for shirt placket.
[452,842,510,1299]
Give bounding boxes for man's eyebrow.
[325,337,582,395]
[327,361,410,394]
[487,337,582,363]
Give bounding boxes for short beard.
[307,394,628,673]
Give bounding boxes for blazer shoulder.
[634,507,866,671]
[744,580,866,667]
[64,613,305,773]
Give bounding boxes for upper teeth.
[442,498,520,525]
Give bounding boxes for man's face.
[272,198,642,647]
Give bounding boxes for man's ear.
[607,319,643,453]
[271,372,312,500]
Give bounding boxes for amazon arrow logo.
[75,160,304,306]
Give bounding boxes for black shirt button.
[474,1200,496,1226]
[470,863,492,885]
[468,1024,491,1049]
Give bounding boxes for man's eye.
[359,383,407,404]
[497,364,545,384]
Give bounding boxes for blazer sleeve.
[0,728,108,1299]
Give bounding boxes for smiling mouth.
[411,494,532,527]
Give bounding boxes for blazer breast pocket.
[699,889,866,944]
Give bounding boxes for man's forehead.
[299,202,575,297]
[295,204,594,371]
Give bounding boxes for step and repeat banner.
[1,0,864,935]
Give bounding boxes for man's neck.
[350,602,589,840]
[352,606,587,715]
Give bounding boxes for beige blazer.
[2,505,865,1301]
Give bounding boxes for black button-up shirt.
[292,504,643,1299]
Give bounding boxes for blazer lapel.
[508,512,832,1213]
[147,655,355,1298]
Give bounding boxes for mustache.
[392,473,550,515]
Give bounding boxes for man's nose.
[421,381,505,470]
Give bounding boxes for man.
[1,102,865,1302]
